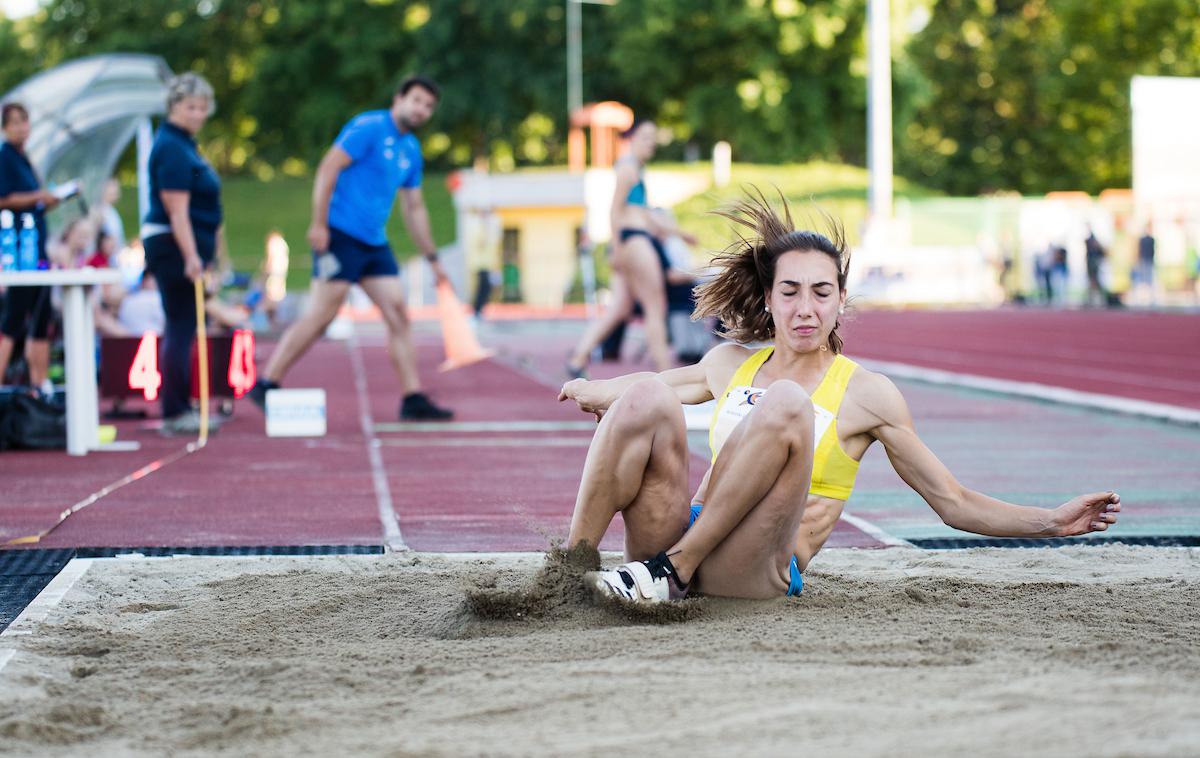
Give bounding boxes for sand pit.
[1,545,1198,756]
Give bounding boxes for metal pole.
[567,0,582,116]
[867,0,893,223]
[136,117,153,224]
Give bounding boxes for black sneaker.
[400,392,453,421]
[247,379,279,412]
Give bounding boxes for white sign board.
[1132,76,1200,208]
[265,388,327,437]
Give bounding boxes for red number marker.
[228,329,257,398]
[128,332,162,401]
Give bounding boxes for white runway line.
[379,436,592,447]
[348,334,407,552]
[374,420,597,433]
[838,511,913,547]
[0,558,95,674]
[860,358,1200,427]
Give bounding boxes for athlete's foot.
[587,552,689,603]
[247,378,280,412]
[565,361,588,381]
[400,392,453,421]
[159,409,223,437]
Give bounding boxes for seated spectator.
[93,178,126,249]
[94,280,129,338]
[47,217,96,269]
[80,230,117,270]
[117,270,166,336]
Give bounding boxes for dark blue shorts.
[688,504,803,596]
[312,226,399,283]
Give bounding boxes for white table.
[0,268,123,455]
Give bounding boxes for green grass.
[115,172,456,291]
[114,161,938,293]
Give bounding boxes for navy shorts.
[688,504,803,596]
[313,226,399,283]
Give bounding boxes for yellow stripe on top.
[708,348,861,501]
[808,354,860,500]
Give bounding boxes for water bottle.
[0,210,15,271]
[18,213,38,271]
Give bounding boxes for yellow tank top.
[708,347,860,500]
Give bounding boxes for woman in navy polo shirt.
[142,73,224,435]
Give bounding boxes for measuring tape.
[5,277,213,546]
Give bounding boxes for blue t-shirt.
[144,122,223,261]
[327,110,423,246]
[0,141,47,260]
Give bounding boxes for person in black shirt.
[0,102,61,392]
[1136,224,1156,305]
[141,73,224,435]
[1084,226,1108,307]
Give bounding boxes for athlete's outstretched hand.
[1053,491,1121,536]
[558,379,605,422]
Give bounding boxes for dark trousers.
[1,284,53,340]
[145,237,205,419]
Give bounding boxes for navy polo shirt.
[0,141,47,260]
[328,110,423,246]
[144,121,222,260]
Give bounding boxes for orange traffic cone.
[436,280,494,371]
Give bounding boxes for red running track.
[0,332,885,553]
[840,309,1200,409]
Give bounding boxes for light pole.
[566,0,618,118]
[867,0,893,226]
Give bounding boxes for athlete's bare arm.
[558,342,748,419]
[862,371,1121,537]
[398,187,447,283]
[307,146,353,252]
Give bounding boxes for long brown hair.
[693,188,850,352]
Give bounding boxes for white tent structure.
[1,53,172,228]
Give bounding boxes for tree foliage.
[2,0,1197,194]
[899,0,1200,194]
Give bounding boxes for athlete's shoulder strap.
[811,354,859,415]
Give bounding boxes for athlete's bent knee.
[607,378,679,431]
[758,380,814,432]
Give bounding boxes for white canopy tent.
[1,53,172,230]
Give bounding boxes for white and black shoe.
[587,552,689,603]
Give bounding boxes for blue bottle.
[0,210,16,271]
[17,213,38,271]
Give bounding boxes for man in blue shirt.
[250,75,452,420]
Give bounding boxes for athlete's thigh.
[357,274,407,311]
[604,272,635,320]
[619,238,667,313]
[306,277,352,318]
[620,390,692,559]
[693,419,814,597]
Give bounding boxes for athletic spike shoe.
[587,551,689,603]
[400,392,454,420]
